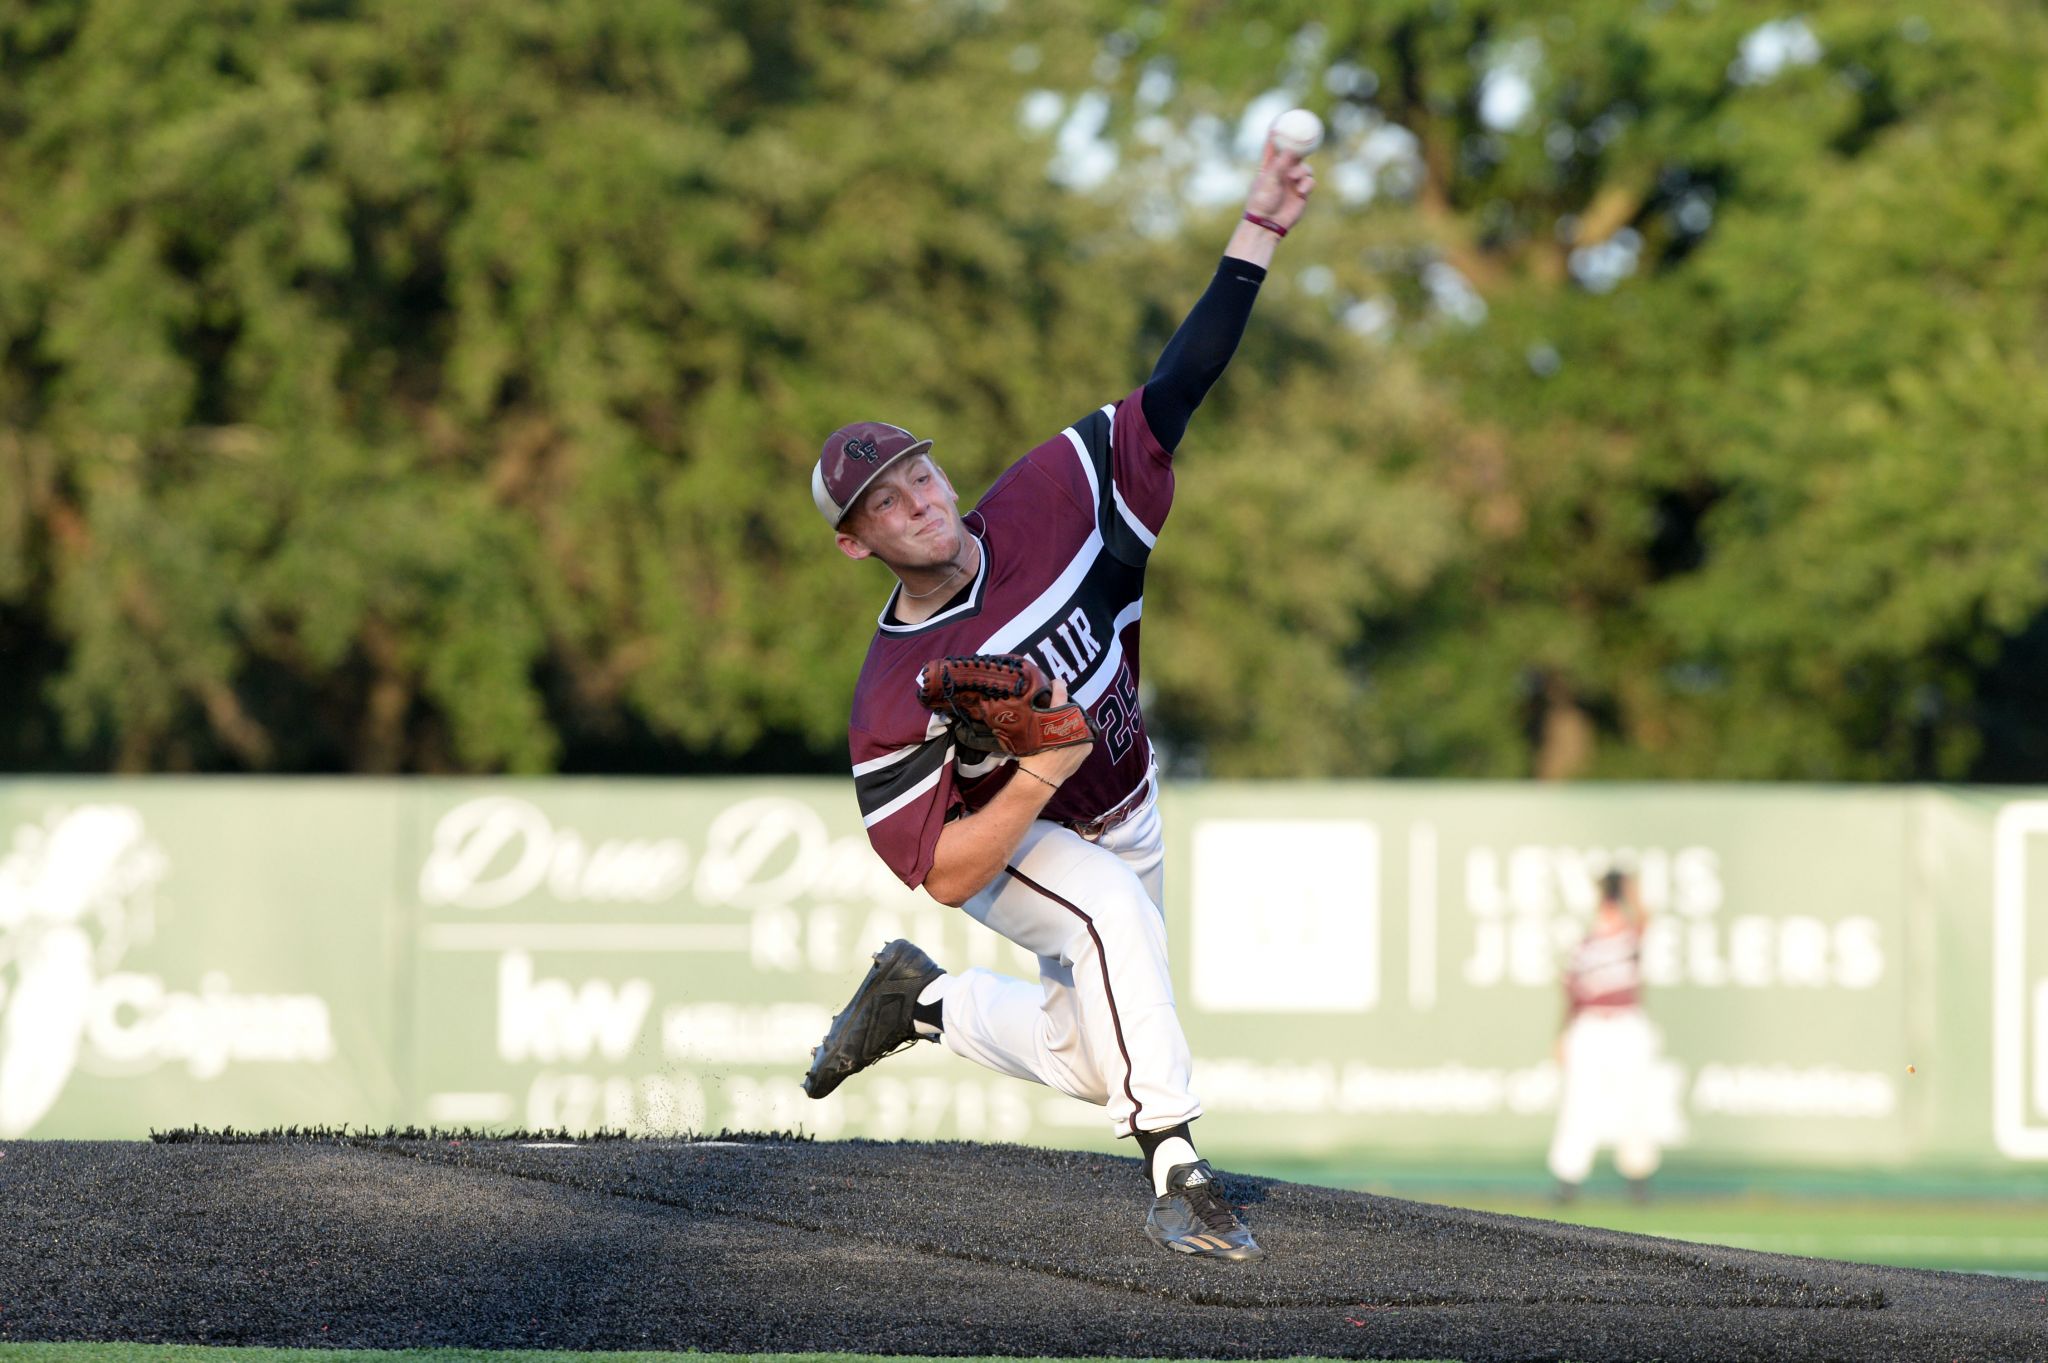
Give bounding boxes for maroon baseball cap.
[812,421,933,527]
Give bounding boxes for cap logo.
[843,436,881,463]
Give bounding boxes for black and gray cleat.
[802,939,944,1100]
[1144,1160,1265,1261]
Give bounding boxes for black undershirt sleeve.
[1139,257,1268,452]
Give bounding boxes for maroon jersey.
[849,388,1171,889]
[1564,921,1645,1013]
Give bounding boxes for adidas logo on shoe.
[1143,1159,1264,1262]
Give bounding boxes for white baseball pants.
[938,793,1200,1138]
[1547,1007,1664,1184]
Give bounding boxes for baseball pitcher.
[800,132,1316,1261]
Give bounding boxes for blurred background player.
[800,135,1316,1261]
[1549,868,1664,1204]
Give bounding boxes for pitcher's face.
[835,456,966,568]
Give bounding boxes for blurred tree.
[0,0,1464,776]
[3,0,2045,781]
[0,0,1126,770]
[1112,0,2048,778]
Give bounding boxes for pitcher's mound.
[1,1133,2040,1361]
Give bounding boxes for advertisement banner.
[400,781,1038,1143]
[1165,784,1914,1166]
[0,781,401,1139]
[0,777,2036,1176]
[1991,797,2048,1160]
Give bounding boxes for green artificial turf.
[1414,1190,2048,1276]
[1235,1152,2048,1279]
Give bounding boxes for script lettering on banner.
[0,805,335,1137]
[417,793,1028,974]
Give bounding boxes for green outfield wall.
[3,779,2046,1176]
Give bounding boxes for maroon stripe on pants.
[1004,863,1143,1136]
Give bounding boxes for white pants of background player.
[1548,1006,1664,1185]
[937,787,1200,1140]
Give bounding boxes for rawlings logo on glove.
[915,654,1096,756]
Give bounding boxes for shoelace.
[869,1035,922,1064]
[1182,1180,1243,1236]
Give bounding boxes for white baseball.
[1269,107,1323,156]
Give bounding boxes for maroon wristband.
[1242,211,1288,238]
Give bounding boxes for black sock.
[912,998,943,1035]
[1135,1122,1192,1180]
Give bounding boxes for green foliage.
[2,0,2044,778]
[1125,0,2048,778]
[0,0,1141,770]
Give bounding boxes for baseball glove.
[916,654,1096,756]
